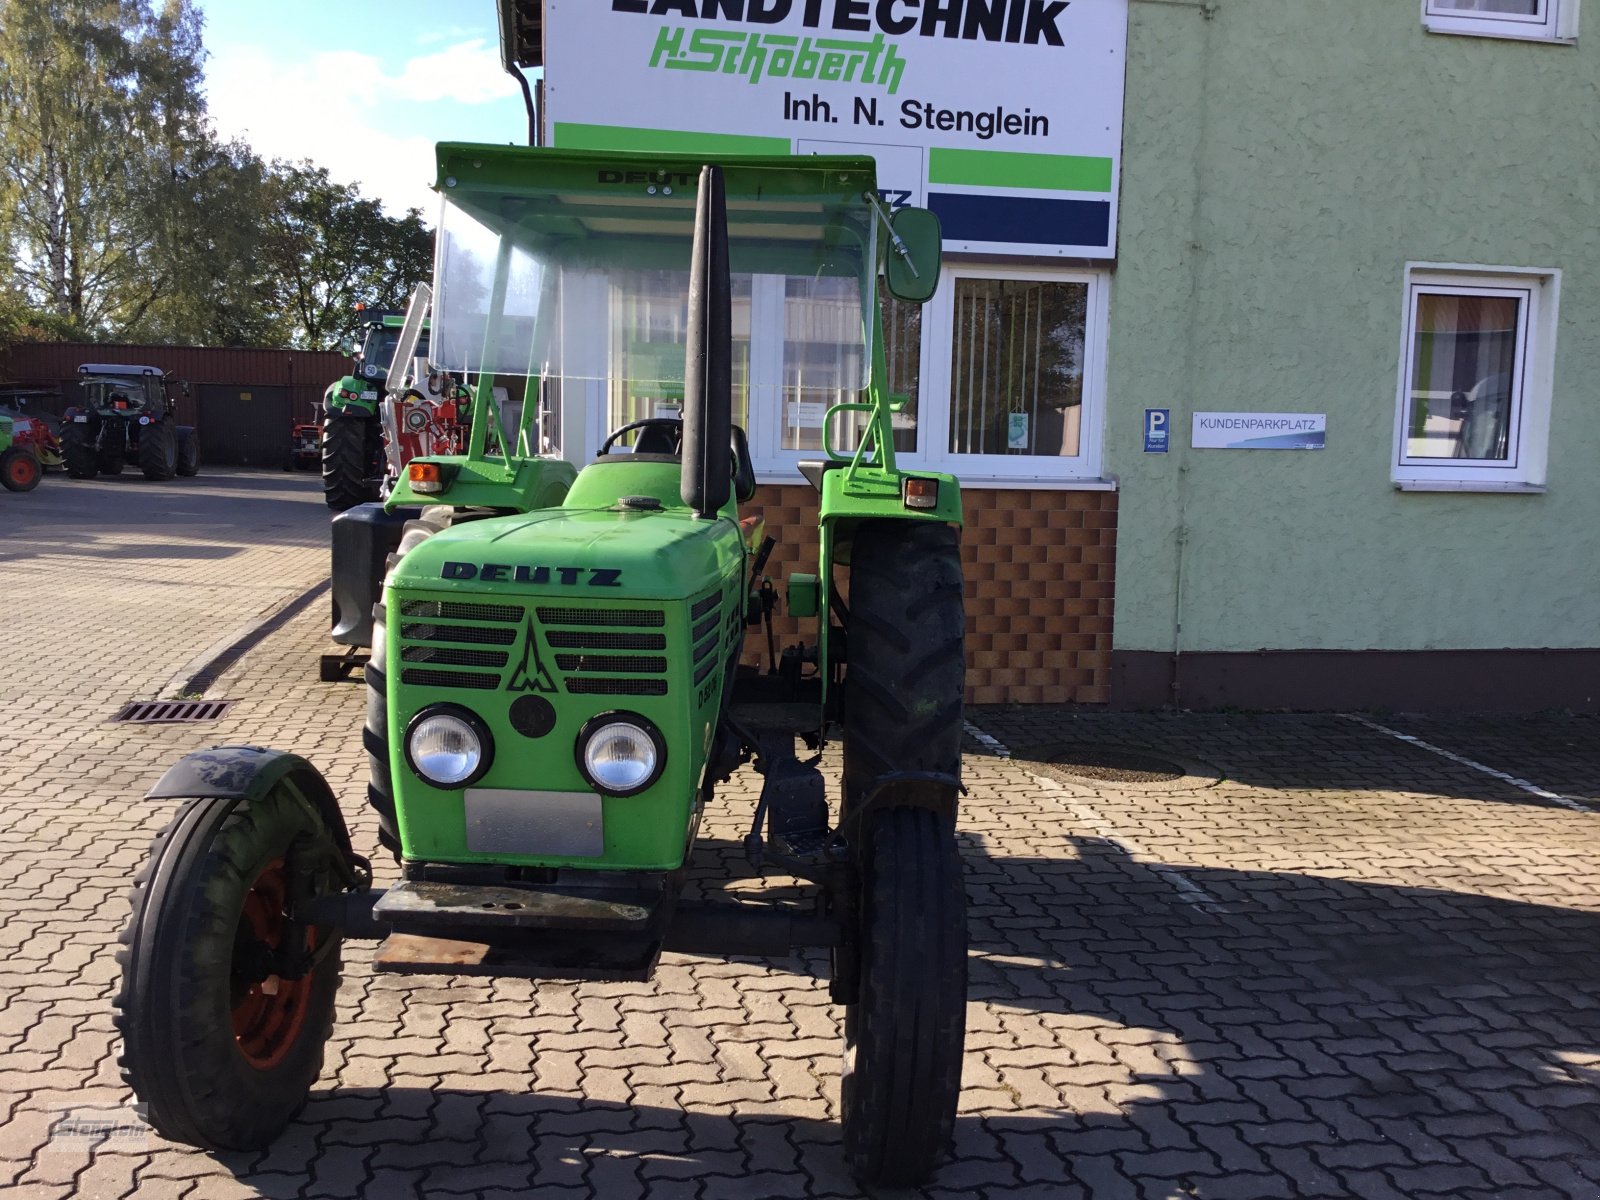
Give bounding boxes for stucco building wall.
[1107,0,1599,682]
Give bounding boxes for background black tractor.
[62,363,199,481]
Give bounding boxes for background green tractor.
[61,364,198,481]
[321,311,429,510]
[322,286,576,680]
[0,412,43,492]
[116,147,966,1187]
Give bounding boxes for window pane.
[779,276,869,452]
[1431,0,1542,15]
[606,270,751,440]
[881,296,920,453]
[1405,292,1519,461]
[948,278,1086,458]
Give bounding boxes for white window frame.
[1391,263,1561,492]
[1422,0,1578,42]
[912,261,1111,486]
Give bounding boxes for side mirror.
[884,206,941,304]
[339,336,357,356]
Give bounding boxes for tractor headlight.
[405,705,492,788]
[576,713,665,796]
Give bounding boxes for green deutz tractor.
[321,312,435,511]
[115,146,967,1187]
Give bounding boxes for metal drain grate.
[113,699,234,724]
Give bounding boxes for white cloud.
[204,39,519,219]
[395,39,519,105]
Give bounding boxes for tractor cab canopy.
[77,365,167,417]
[429,144,879,419]
[356,316,430,382]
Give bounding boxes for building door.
[197,385,292,466]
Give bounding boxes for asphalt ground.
[3,470,1600,1199]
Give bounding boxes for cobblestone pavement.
[5,473,1600,1198]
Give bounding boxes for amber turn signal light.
[408,462,446,494]
[903,477,939,510]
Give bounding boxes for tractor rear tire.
[113,788,342,1151]
[139,420,178,480]
[0,447,42,492]
[176,429,200,476]
[840,806,967,1187]
[323,416,379,512]
[365,512,452,857]
[841,519,966,810]
[62,422,97,479]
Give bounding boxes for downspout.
[1169,0,1219,708]
[507,62,539,147]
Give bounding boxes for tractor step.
[370,880,666,982]
[372,931,663,982]
[372,880,654,932]
[761,753,829,846]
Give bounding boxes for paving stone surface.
[4,471,1600,1198]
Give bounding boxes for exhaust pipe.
[681,165,733,520]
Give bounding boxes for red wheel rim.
[231,858,316,1069]
[6,456,36,488]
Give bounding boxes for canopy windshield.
[81,378,154,412]
[431,151,879,406]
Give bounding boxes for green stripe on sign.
[553,123,791,156]
[928,148,1113,193]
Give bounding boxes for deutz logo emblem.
[507,616,557,695]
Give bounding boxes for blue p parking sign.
[1145,409,1170,453]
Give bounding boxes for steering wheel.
[600,417,682,456]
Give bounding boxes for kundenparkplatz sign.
[542,0,1128,259]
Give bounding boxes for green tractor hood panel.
[391,508,742,603]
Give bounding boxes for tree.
[0,0,212,335]
[255,161,435,349]
[0,0,433,349]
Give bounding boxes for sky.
[200,0,536,221]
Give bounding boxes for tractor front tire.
[113,788,343,1150]
[99,447,125,476]
[139,420,178,480]
[840,806,967,1187]
[322,416,379,512]
[176,428,201,476]
[0,447,42,492]
[62,422,97,479]
[841,519,966,809]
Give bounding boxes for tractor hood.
[390,507,744,603]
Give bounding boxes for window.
[1392,265,1560,490]
[916,264,1109,483]
[1423,0,1577,41]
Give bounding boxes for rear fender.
[326,377,379,417]
[145,745,360,873]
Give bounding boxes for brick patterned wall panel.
[742,484,1117,704]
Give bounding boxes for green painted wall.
[1108,0,1599,654]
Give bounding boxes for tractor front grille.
[395,595,675,696]
[537,607,665,628]
[400,599,521,623]
[691,588,724,688]
[541,604,672,697]
[398,599,525,691]
[399,622,517,646]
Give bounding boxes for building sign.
[1144,408,1169,453]
[1192,413,1327,450]
[542,0,1128,259]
